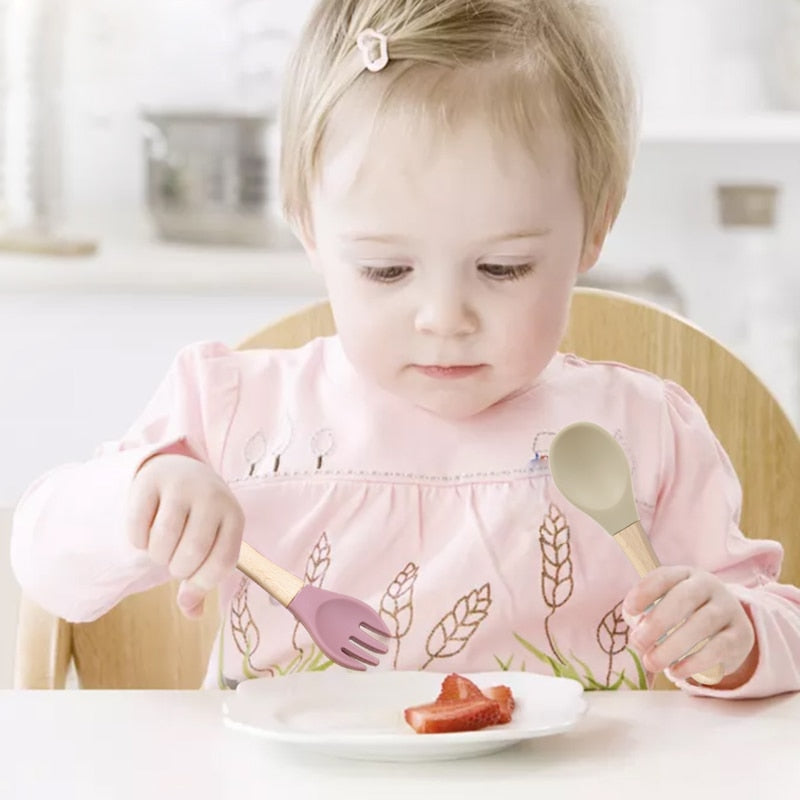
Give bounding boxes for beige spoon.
[548,422,724,686]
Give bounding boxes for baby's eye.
[360,265,412,283]
[479,262,535,281]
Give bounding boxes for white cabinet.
[0,243,323,505]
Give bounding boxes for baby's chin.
[416,402,490,421]
[404,387,529,421]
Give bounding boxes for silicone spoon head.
[549,422,639,534]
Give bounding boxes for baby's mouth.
[412,364,485,379]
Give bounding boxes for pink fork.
[237,542,390,671]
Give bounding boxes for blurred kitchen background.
[0,1,799,685]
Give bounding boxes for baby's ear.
[294,219,322,272]
[578,237,603,274]
[578,213,611,274]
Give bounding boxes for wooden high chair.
[13,288,800,689]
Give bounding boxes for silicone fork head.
[287,585,391,671]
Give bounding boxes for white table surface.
[1,689,798,800]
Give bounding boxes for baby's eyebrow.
[339,228,552,245]
[482,229,552,243]
[339,233,409,244]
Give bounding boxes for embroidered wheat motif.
[304,531,331,585]
[230,577,271,676]
[421,583,491,669]
[379,562,418,668]
[292,532,331,653]
[597,601,630,685]
[539,503,573,662]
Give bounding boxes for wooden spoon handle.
[237,542,305,607]
[613,521,660,576]
[613,521,725,686]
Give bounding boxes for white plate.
[222,670,587,762]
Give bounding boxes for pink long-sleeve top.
[11,336,800,695]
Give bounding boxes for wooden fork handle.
[613,521,725,686]
[237,542,305,608]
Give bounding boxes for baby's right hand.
[127,453,245,618]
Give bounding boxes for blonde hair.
[280,0,638,246]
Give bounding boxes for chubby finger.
[667,605,756,685]
[628,575,713,653]
[126,478,160,551]
[181,512,242,597]
[168,509,219,580]
[664,629,735,683]
[623,566,693,617]
[146,499,189,566]
[177,580,206,618]
[636,600,729,674]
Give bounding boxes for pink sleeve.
[650,381,800,698]
[10,342,239,623]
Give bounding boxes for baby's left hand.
[623,566,757,689]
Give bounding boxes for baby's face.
[305,109,598,419]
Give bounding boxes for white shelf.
[0,239,325,295]
[641,112,800,144]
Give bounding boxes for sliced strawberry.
[435,673,484,703]
[404,698,502,734]
[481,685,515,724]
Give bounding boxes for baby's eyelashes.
[359,265,412,283]
[478,262,535,281]
[358,262,537,284]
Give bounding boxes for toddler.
[12,0,800,695]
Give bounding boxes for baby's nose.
[414,293,478,337]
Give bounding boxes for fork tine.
[351,632,389,655]
[341,645,380,669]
[360,618,392,638]
[338,652,367,671]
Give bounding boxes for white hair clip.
[356,28,389,73]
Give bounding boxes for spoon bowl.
[549,422,635,529]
